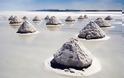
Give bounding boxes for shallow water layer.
[0,12,124,78]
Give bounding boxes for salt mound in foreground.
[50,38,92,70]
[104,16,112,20]
[65,16,75,22]
[9,16,21,24]
[95,18,111,27]
[78,21,106,40]
[46,16,61,25]
[17,21,37,34]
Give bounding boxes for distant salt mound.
[78,21,106,40]
[8,16,14,21]
[95,18,111,27]
[17,21,37,34]
[65,16,75,22]
[44,15,50,20]
[84,15,88,19]
[9,16,22,25]
[22,16,28,20]
[51,38,92,70]
[46,16,61,25]
[33,16,41,21]
[104,16,112,20]
[78,15,84,20]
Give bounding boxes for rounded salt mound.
[8,16,14,21]
[65,16,75,22]
[17,21,37,34]
[78,21,106,40]
[44,15,50,20]
[95,18,111,27]
[50,39,92,70]
[78,15,84,20]
[46,16,61,25]
[9,16,21,24]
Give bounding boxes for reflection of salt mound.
[46,16,61,25]
[44,15,50,20]
[78,21,106,40]
[9,16,22,25]
[95,18,111,27]
[104,16,112,20]
[33,16,41,21]
[65,16,75,22]
[17,21,37,34]
[51,38,92,70]
[8,16,14,21]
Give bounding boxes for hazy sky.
[0,0,123,10]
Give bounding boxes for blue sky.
[0,0,123,10]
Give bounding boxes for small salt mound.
[95,18,111,27]
[78,15,84,20]
[46,16,61,25]
[65,16,75,22]
[78,21,106,40]
[22,16,28,20]
[104,16,113,20]
[8,15,14,21]
[17,20,37,34]
[33,16,41,21]
[44,15,50,20]
[9,16,22,25]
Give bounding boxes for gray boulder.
[33,16,41,21]
[104,16,112,20]
[9,16,21,24]
[65,16,75,22]
[46,16,61,25]
[51,38,92,70]
[78,21,106,40]
[17,21,37,34]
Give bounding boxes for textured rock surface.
[9,16,21,24]
[46,16,61,25]
[33,16,41,21]
[95,18,111,27]
[105,16,112,20]
[17,21,37,34]
[50,38,92,70]
[65,16,75,22]
[78,21,106,40]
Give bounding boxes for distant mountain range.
[32,9,122,12]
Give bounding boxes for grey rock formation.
[9,16,21,24]
[51,38,92,70]
[78,21,106,40]
[65,16,75,22]
[46,16,61,25]
[104,16,112,20]
[33,16,41,21]
[17,21,37,34]
[95,18,111,27]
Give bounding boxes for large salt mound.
[50,38,92,70]
[46,16,61,25]
[78,21,106,40]
[95,18,111,27]
[9,16,21,25]
[65,16,75,22]
[17,20,37,34]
